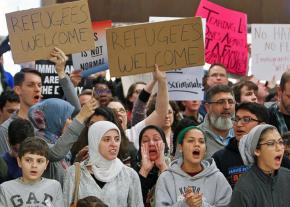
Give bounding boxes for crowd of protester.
[0,36,289,207]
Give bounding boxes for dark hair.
[236,102,269,124]
[208,63,227,75]
[125,81,146,111]
[138,125,169,157]
[8,118,34,146]
[172,118,198,156]
[0,90,19,110]
[256,127,277,148]
[18,137,49,159]
[93,76,115,96]
[146,95,181,131]
[280,71,290,91]
[14,68,42,86]
[205,84,234,102]
[77,196,108,207]
[232,80,258,103]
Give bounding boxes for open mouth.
[275,155,282,162]
[192,149,200,156]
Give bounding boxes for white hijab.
[88,121,124,182]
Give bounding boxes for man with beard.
[198,85,235,158]
[269,71,290,135]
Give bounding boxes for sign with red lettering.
[252,24,290,81]
[195,0,248,75]
[6,0,95,64]
[106,17,205,77]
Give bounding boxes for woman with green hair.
[155,126,232,207]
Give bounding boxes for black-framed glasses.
[231,116,260,124]
[258,139,287,149]
[207,99,235,106]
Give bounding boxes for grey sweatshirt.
[155,158,232,207]
[0,178,64,207]
[63,162,144,207]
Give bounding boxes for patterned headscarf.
[28,98,74,144]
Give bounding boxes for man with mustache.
[198,85,235,158]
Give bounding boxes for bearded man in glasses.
[212,102,269,188]
[199,85,236,158]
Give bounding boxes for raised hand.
[154,142,167,172]
[153,64,166,82]
[49,47,68,78]
[139,144,155,178]
[75,97,98,123]
[75,146,89,163]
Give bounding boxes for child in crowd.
[0,137,64,207]
[0,118,34,183]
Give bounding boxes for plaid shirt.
[269,103,288,135]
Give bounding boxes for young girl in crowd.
[155,126,232,207]
[228,124,290,207]
[132,125,170,206]
[63,121,143,207]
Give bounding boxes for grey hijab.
[239,124,276,166]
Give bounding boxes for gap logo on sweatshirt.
[10,192,53,207]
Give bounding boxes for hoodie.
[155,158,232,207]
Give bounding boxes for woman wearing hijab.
[155,126,232,207]
[228,124,290,207]
[132,125,170,206]
[63,121,144,207]
[28,98,74,144]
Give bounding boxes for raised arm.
[48,98,98,161]
[49,47,81,117]
[144,65,169,127]
[131,79,157,126]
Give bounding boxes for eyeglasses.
[207,99,235,106]
[231,116,260,124]
[258,139,287,149]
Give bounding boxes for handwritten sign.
[166,67,204,100]
[106,17,205,77]
[72,20,112,70]
[251,24,290,81]
[195,0,248,75]
[6,0,95,64]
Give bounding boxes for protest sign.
[6,0,95,64]
[195,0,248,75]
[35,58,83,99]
[166,67,204,100]
[72,20,112,70]
[106,17,205,77]
[251,24,290,81]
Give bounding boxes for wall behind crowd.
[57,0,290,23]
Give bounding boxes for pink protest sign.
[195,0,248,75]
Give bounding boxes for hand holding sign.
[49,47,68,79]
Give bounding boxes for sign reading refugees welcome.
[106,17,205,77]
[6,0,95,64]
[196,0,248,75]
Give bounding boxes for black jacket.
[212,138,249,189]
